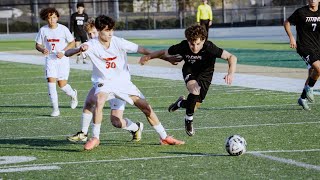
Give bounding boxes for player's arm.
[70,14,74,34]
[196,6,201,25]
[208,6,213,26]
[283,19,297,49]
[35,43,49,56]
[65,44,88,57]
[138,47,181,65]
[56,40,76,59]
[139,49,166,65]
[220,50,237,85]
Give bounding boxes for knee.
[83,102,94,111]
[189,86,200,95]
[110,115,122,128]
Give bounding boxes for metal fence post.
[180,11,183,29]
[283,6,286,23]
[6,18,9,35]
[153,14,156,29]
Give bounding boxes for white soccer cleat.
[70,89,78,109]
[50,109,60,117]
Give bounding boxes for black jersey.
[168,40,223,81]
[288,6,320,53]
[70,12,88,35]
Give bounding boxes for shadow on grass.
[0,138,159,152]
[160,151,229,157]
[0,138,82,152]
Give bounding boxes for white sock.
[153,123,167,139]
[122,118,139,132]
[48,83,58,110]
[81,113,92,135]
[185,115,193,121]
[60,84,75,98]
[92,123,101,139]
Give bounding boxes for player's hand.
[163,54,183,65]
[289,37,297,49]
[139,55,151,65]
[56,52,64,59]
[209,21,212,26]
[42,48,49,56]
[80,44,88,52]
[224,73,234,85]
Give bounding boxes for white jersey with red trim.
[84,36,138,83]
[35,23,74,60]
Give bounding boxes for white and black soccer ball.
[225,135,247,156]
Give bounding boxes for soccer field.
[0,59,319,179]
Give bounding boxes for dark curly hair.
[185,25,207,42]
[95,15,115,31]
[39,7,60,21]
[77,2,85,8]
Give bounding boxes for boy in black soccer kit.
[70,2,88,64]
[284,0,320,110]
[139,25,237,136]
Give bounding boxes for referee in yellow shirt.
[197,0,212,37]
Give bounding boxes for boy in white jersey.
[67,18,144,143]
[66,15,185,150]
[35,7,78,117]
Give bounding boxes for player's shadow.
[160,151,228,157]
[0,138,81,152]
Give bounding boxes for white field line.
[1,121,319,140]
[250,153,320,171]
[0,76,44,80]
[248,149,320,153]
[0,155,206,170]
[0,149,319,171]
[0,166,60,173]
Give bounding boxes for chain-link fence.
[0,0,303,34]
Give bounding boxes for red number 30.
[106,62,116,69]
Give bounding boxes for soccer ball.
[225,135,247,156]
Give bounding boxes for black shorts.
[298,50,320,67]
[74,33,88,43]
[183,73,212,103]
[200,19,210,33]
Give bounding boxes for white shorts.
[108,98,126,110]
[94,80,145,105]
[87,86,126,110]
[45,56,70,80]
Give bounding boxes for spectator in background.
[70,2,88,64]
[196,0,213,38]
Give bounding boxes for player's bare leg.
[84,92,108,150]
[132,96,184,145]
[75,41,82,64]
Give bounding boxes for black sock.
[186,94,200,116]
[307,77,317,87]
[301,89,307,99]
